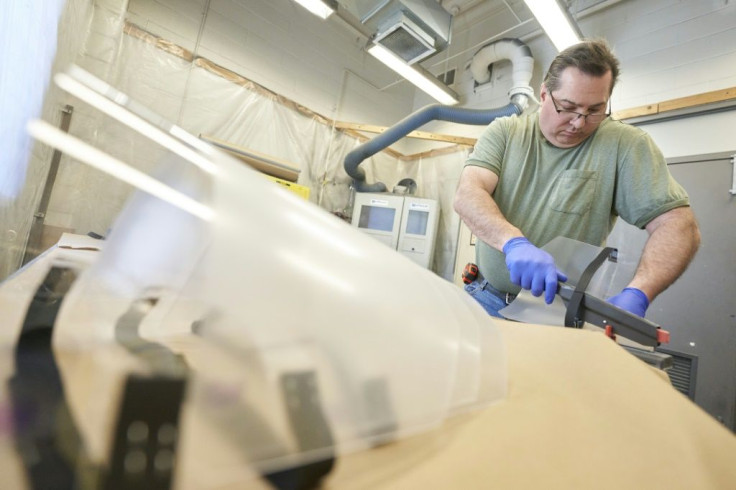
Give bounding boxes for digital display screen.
[405,210,429,235]
[358,205,395,232]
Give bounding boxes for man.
[454,39,700,319]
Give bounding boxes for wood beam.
[613,86,736,121]
[334,122,477,146]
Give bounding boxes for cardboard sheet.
[325,321,736,489]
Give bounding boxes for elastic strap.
[564,247,617,328]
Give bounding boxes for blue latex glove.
[607,287,649,317]
[503,237,568,304]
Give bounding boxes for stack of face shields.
[18,65,509,486]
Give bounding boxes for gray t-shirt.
[464,112,690,294]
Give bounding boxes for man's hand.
[503,237,568,304]
[607,287,650,317]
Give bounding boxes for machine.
[351,192,439,269]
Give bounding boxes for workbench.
[1,236,734,490]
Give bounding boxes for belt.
[479,279,516,305]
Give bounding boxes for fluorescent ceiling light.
[293,0,336,19]
[524,0,581,51]
[368,44,459,105]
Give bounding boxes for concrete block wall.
[582,0,736,111]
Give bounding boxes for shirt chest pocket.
[549,170,598,215]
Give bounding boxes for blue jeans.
[464,279,515,318]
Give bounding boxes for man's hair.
[544,39,620,95]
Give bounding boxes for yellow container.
[264,175,311,200]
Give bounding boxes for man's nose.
[570,114,587,129]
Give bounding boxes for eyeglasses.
[549,92,610,124]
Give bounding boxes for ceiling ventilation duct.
[355,0,452,64]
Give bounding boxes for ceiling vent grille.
[374,14,435,64]
[355,0,452,65]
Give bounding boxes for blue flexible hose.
[344,102,521,192]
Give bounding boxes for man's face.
[539,67,612,148]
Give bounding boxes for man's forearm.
[454,179,521,251]
[627,206,701,301]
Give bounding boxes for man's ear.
[540,83,548,101]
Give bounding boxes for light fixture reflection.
[55,72,219,176]
[27,120,215,222]
[279,250,355,294]
[286,210,363,259]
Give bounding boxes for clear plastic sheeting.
[411,149,471,280]
[22,66,508,483]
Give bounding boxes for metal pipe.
[21,105,74,266]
